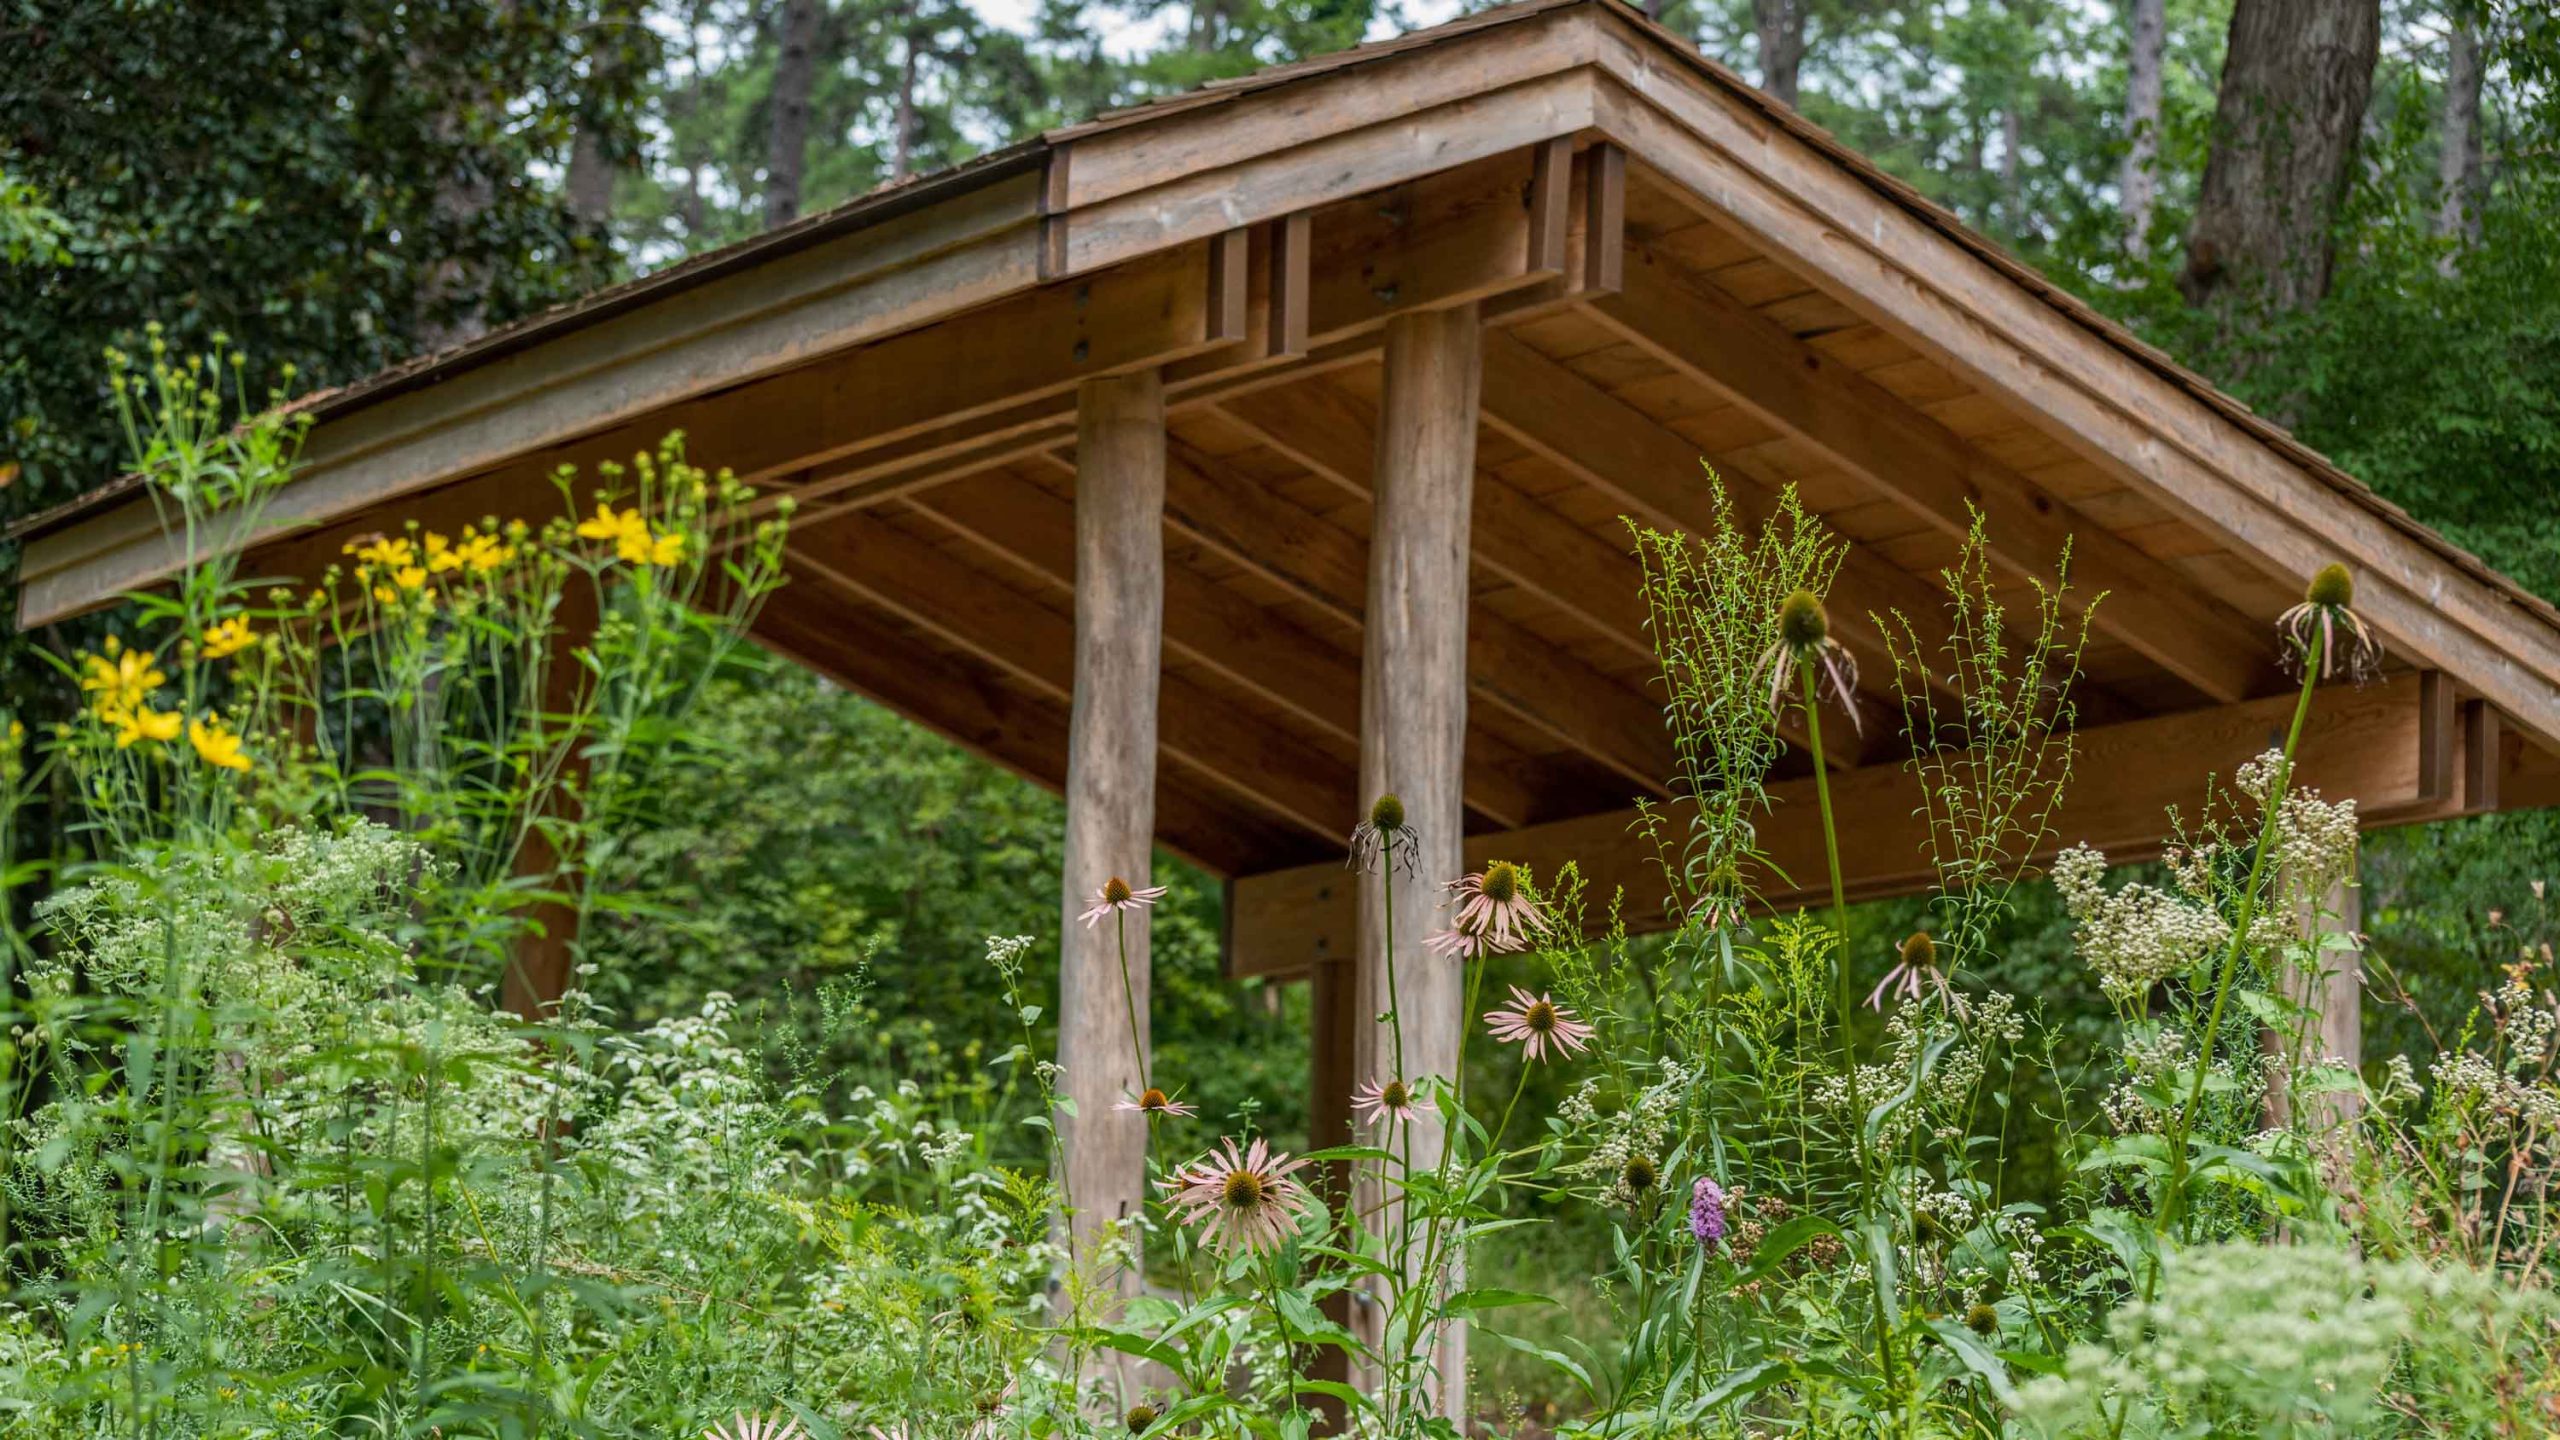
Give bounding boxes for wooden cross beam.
[1228,669,2481,979]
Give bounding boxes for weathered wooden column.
[1057,369,1167,1292]
[503,581,599,1020]
[1358,304,1480,1418]
[2266,857,2364,1133]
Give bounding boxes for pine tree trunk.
[766,0,822,227]
[2436,10,2485,245]
[2179,0,2380,321]
[2120,0,2165,258]
[1754,0,1805,106]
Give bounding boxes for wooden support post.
[1057,369,1167,1302]
[2266,852,2364,1134]
[503,582,598,1020]
[1358,303,1480,1419]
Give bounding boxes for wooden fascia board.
[1229,669,2456,980]
[19,173,1048,627]
[1051,69,1604,280]
[1053,5,1601,217]
[1575,34,2560,747]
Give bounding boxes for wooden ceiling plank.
[786,509,1357,842]
[1589,259,2272,704]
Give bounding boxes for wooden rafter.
[785,510,1358,841]
[1586,258,2271,703]
[750,586,1311,876]
[910,467,1539,829]
[1123,431,1679,798]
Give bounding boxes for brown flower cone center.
[1222,1170,1267,1207]
[1138,1087,1170,1111]
[1381,1080,1412,1109]
[1524,1001,1558,1034]
[1102,876,1133,905]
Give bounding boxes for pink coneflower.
[1751,589,1864,736]
[1446,861,1546,952]
[1352,1075,1423,1131]
[1483,985,1595,1063]
[708,1413,805,1440]
[1113,1086,1197,1119]
[1079,876,1168,929]
[1867,930,1955,1011]
[1423,916,1504,961]
[1159,1137,1310,1254]
[1347,792,1420,876]
[2276,563,2382,683]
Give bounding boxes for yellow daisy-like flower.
[641,527,685,567]
[454,527,514,573]
[423,532,463,574]
[188,717,251,772]
[200,616,256,659]
[105,704,182,750]
[79,639,166,716]
[576,502,639,543]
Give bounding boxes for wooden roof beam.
[786,509,1359,843]
[910,468,1539,829]
[1108,441,1677,800]
[1587,259,2271,704]
[1588,57,2560,741]
[1480,327,1973,723]
[1231,666,2458,978]
[750,587,1309,877]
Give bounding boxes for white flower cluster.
[2053,843,2231,1003]
[2015,1242,2452,1438]
[1571,1059,1690,1204]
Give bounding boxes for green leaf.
[1441,1287,1556,1314]
[1924,1318,2021,1408]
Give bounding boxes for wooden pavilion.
[16,0,2560,1412]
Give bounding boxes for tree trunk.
[766,0,822,227]
[1754,0,1806,107]
[566,126,614,226]
[2179,0,2381,320]
[2120,0,2165,258]
[2436,9,2485,245]
[892,28,919,181]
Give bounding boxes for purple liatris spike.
[1690,1176,1727,1246]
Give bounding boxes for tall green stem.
[1115,910,1149,1092]
[2105,631,2323,1440]
[1799,662,1868,1151]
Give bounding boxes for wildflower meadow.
[2,343,2555,1440]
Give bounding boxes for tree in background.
[0,1,652,512]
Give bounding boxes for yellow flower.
[576,502,639,543]
[105,704,182,749]
[200,616,256,659]
[646,528,685,566]
[423,531,463,574]
[79,640,166,715]
[454,527,514,573]
[188,717,251,772]
[391,564,428,592]
[345,535,415,574]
